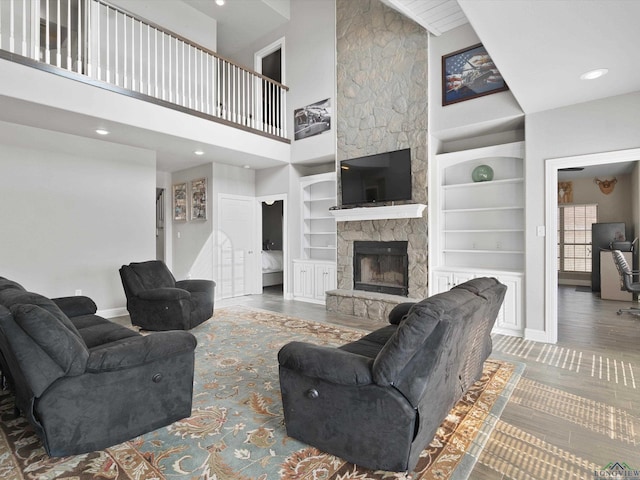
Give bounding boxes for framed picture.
[442,43,508,106]
[172,183,187,221]
[294,98,331,140]
[190,178,207,220]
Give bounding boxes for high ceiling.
[385,0,640,115]
[182,0,290,58]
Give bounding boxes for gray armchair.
[119,260,215,331]
[278,277,506,472]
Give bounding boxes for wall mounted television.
[340,148,412,206]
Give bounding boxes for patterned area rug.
[0,306,523,479]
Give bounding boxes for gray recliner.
[278,277,506,472]
[119,260,215,331]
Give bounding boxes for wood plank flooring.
[218,284,640,479]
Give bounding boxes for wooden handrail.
[97,0,289,90]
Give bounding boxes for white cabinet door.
[314,263,336,301]
[293,261,314,300]
[493,273,523,336]
[432,272,452,295]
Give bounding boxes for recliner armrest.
[137,288,190,301]
[278,341,373,386]
[176,279,216,294]
[86,331,197,372]
[52,296,98,318]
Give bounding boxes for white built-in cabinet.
[294,172,337,304]
[431,142,525,336]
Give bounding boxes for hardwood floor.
[218,284,640,479]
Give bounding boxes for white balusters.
[0,0,287,139]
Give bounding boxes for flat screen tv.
[340,148,412,206]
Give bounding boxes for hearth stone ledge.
[326,289,422,323]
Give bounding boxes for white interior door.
[218,194,258,298]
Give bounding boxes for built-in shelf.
[330,203,426,222]
[430,141,525,337]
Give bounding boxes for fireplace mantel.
[330,203,426,222]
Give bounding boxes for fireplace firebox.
[353,241,408,296]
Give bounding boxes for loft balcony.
[0,0,289,144]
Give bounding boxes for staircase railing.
[0,0,288,140]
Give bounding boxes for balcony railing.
[0,0,288,141]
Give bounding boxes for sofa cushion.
[10,304,89,376]
[372,288,480,387]
[71,315,139,349]
[0,289,83,340]
[339,325,397,359]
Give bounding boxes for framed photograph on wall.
[294,98,331,140]
[172,183,187,221]
[442,43,508,106]
[190,178,207,220]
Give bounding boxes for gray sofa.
[278,277,506,472]
[0,276,197,456]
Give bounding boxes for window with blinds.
[558,204,598,272]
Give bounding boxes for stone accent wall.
[336,0,428,204]
[329,0,429,321]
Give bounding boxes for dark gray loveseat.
[0,276,197,456]
[278,277,506,472]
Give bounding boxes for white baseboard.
[97,307,128,319]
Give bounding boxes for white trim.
[524,327,551,343]
[545,147,640,345]
[254,36,286,84]
[257,194,288,296]
[331,203,426,222]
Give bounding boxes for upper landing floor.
[0,0,292,172]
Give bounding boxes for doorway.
[257,194,288,298]
[261,200,284,296]
[545,148,640,343]
[255,38,285,132]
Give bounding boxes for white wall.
[109,0,217,51]
[171,162,256,288]
[0,121,155,313]
[231,0,336,164]
[526,91,640,337]
[171,163,214,281]
[428,23,523,151]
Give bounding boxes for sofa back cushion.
[120,261,176,296]
[0,289,83,340]
[372,288,480,389]
[0,304,89,398]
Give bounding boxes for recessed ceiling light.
[194,150,204,156]
[580,68,608,80]
[215,0,224,5]
[95,128,109,135]
[243,165,251,169]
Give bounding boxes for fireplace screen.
[353,241,408,296]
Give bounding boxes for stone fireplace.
[326,214,427,322]
[329,0,428,322]
[354,241,408,296]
